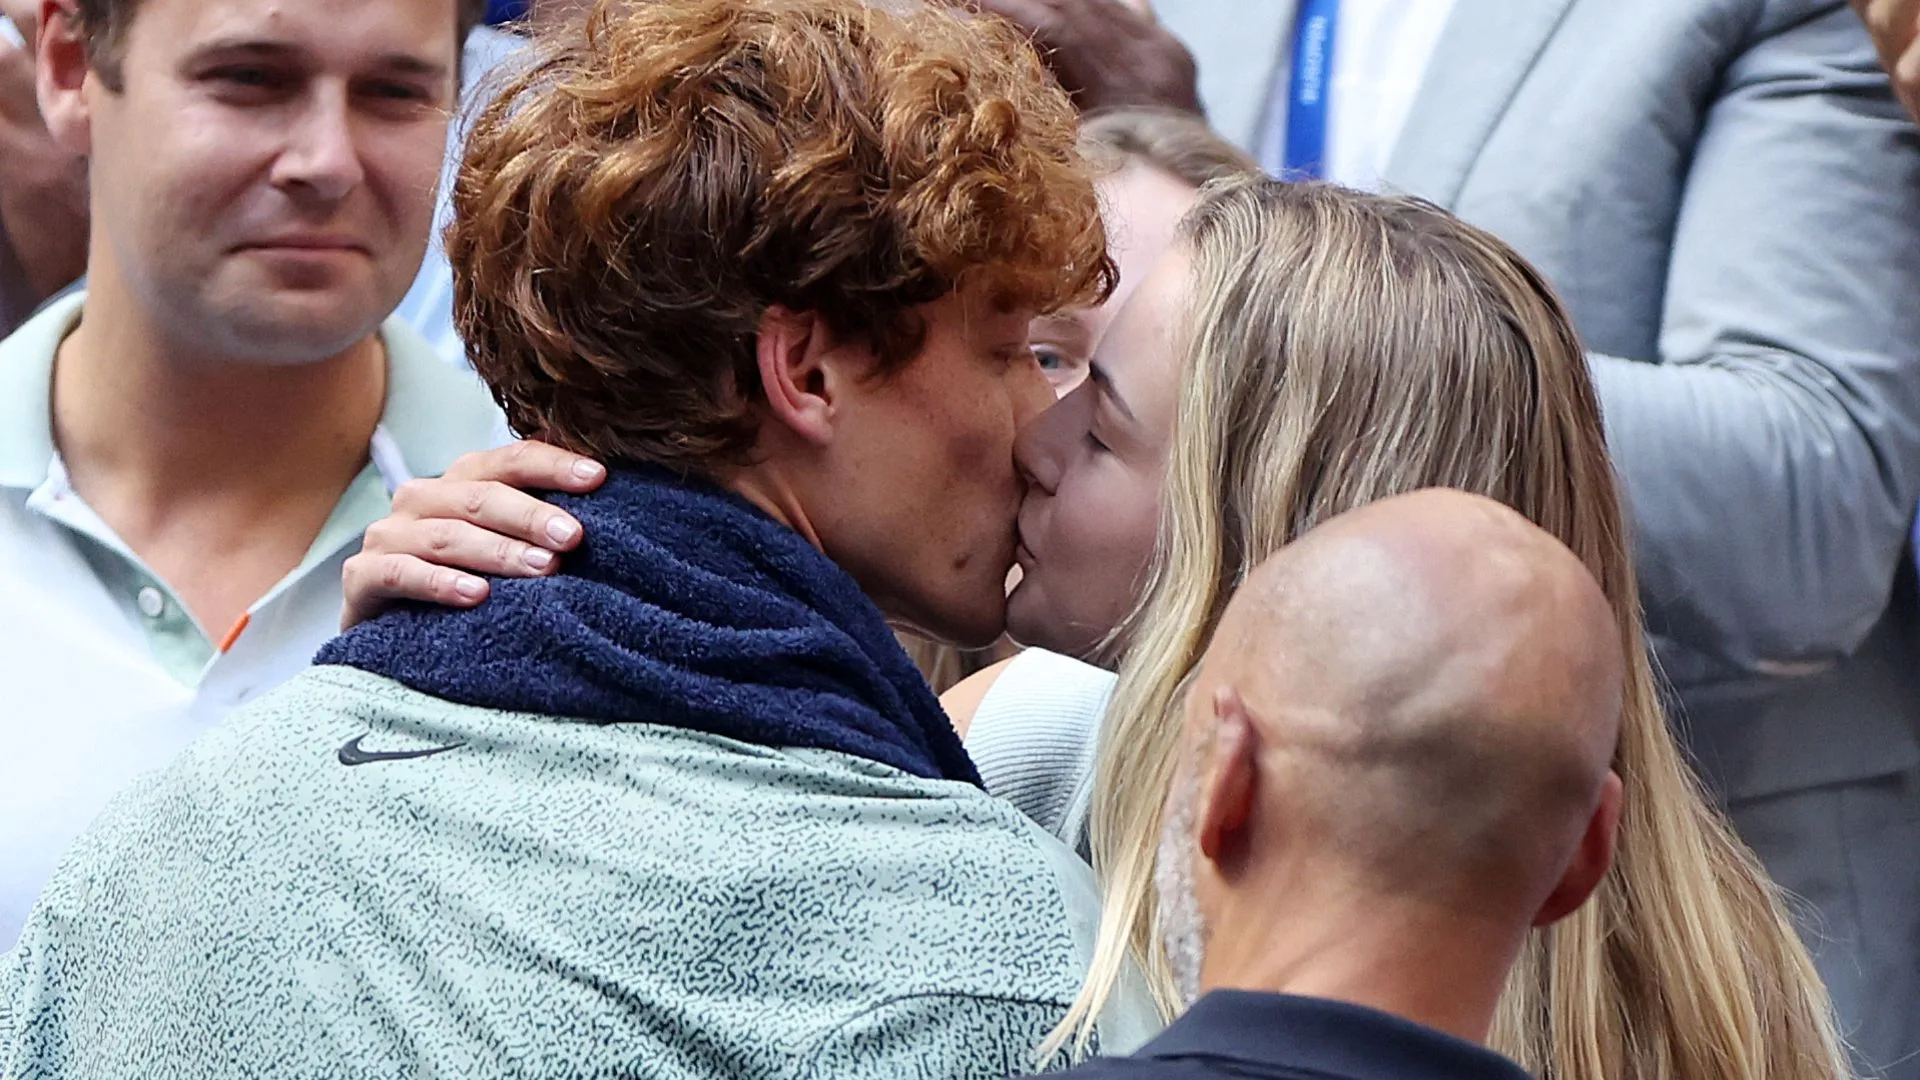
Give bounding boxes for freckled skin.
[813,286,1053,648]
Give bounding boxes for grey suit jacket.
[1157,0,1920,802]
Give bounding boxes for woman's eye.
[1034,345,1067,371]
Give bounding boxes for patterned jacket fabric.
[0,666,1143,1078]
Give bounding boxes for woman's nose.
[1015,393,1077,496]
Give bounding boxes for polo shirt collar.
[0,291,497,492]
[1139,990,1533,1080]
[0,291,78,490]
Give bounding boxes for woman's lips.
[1014,537,1037,568]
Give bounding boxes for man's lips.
[234,235,370,254]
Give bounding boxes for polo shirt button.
[136,586,166,619]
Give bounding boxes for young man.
[0,1,1153,1076]
[0,0,498,944]
[1037,490,1625,1079]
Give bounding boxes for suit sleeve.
[1589,0,1920,676]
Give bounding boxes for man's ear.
[1196,686,1260,872]
[36,0,93,157]
[1533,770,1623,927]
[755,306,867,448]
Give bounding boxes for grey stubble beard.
[1153,764,1210,1010]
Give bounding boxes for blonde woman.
[1027,180,1851,1079]
[340,179,1850,1078]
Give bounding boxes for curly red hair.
[449,0,1115,469]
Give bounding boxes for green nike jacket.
[0,666,1157,1078]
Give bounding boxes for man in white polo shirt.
[0,0,501,944]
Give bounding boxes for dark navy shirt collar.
[1138,990,1534,1080]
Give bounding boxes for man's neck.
[49,278,388,636]
[726,462,825,552]
[1198,893,1522,1046]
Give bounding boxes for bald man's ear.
[1532,770,1623,927]
[1196,687,1260,870]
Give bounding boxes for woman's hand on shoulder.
[339,441,606,629]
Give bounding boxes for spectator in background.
[0,0,517,357]
[1856,0,1920,116]
[0,2,1158,1075]
[1016,490,1628,1080]
[0,0,500,946]
[1034,0,1920,1071]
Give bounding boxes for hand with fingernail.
[340,440,606,629]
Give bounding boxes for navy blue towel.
[318,466,980,786]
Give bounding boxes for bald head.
[1163,490,1625,994]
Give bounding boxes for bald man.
[1032,490,1626,1080]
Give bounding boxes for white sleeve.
[962,650,1116,856]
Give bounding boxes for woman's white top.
[963,648,1121,859]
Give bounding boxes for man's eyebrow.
[179,38,304,67]
[1086,361,1135,421]
[369,53,451,79]
[179,38,449,80]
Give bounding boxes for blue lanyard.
[1283,0,1340,180]
[485,0,529,24]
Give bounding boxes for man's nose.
[1011,349,1054,426]
[270,86,366,204]
[1014,397,1065,496]
[1010,352,1059,485]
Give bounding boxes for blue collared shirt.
[1036,990,1534,1079]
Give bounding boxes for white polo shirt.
[0,292,504,945]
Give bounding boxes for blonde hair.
[1053,179,1850,1080]
[1077,107,1261,188]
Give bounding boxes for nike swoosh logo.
[337,734,465,766]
